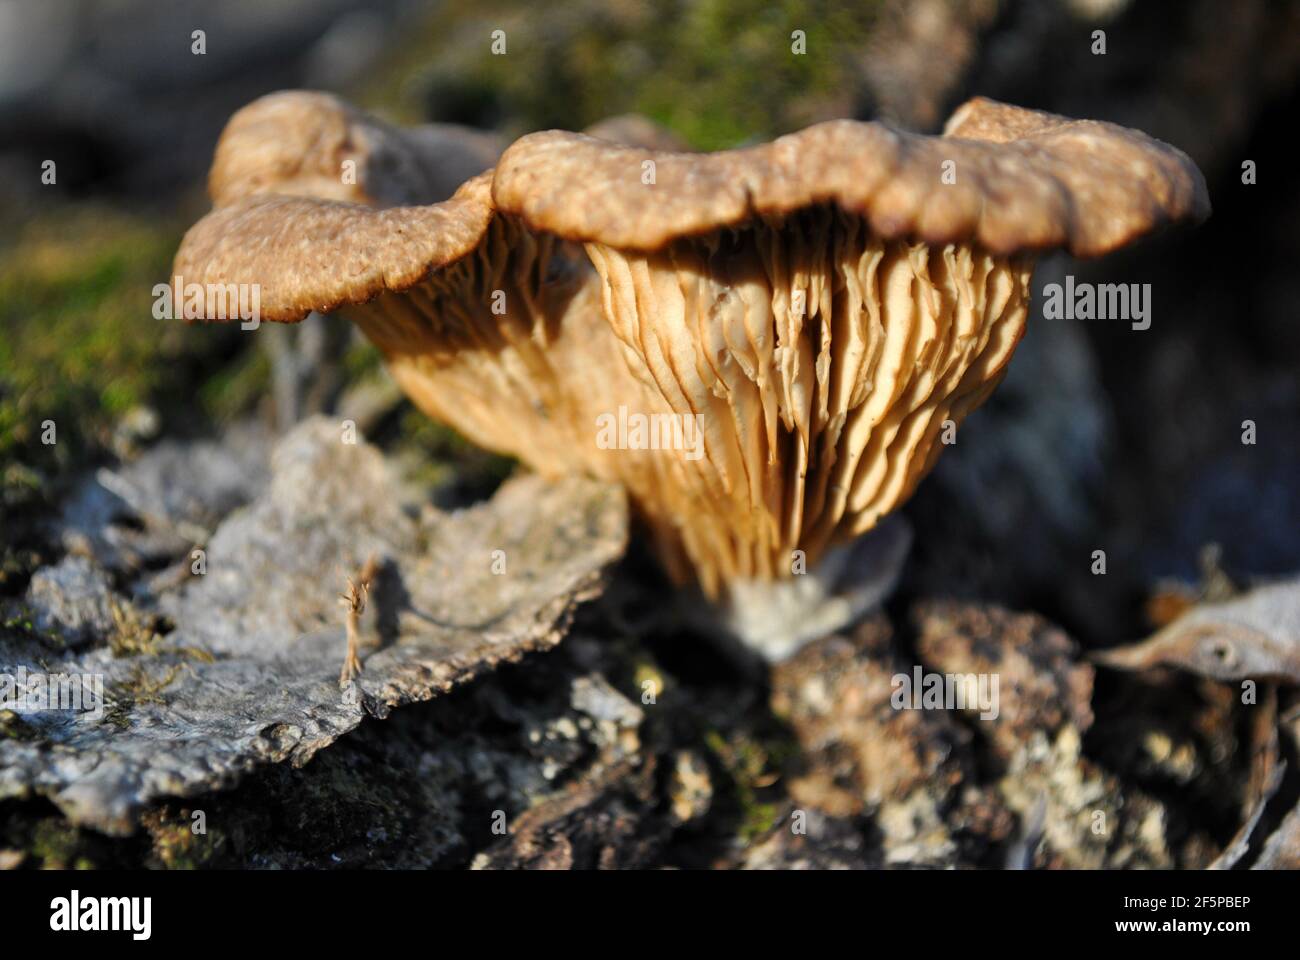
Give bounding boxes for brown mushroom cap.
[176,90,503,323]
[208,90,502,208]
[173,174,494,323]
[493,96,1208,258]
[174,95,1209,602]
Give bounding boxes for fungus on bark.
[175,94,1207,656]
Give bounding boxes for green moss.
[0,710,38,742]
[106,597,213,663]
[100,697,134,732]
[0,806,145,869]
[0,206,259,484]
[103,664,185,730]
[2,604,64,650]
[633,660,667,702]
[29,818,85,869]
[0,211,174,463]
[343,340,384,381]
[197,345,271,423]
[705,729,781,843]
[106,598,168,658]
[361,0,881,149]
[2,612,34,633]
[397,408,515,497]
[141,807,225,869]
[262,748,414,854]
[99,599,214,726]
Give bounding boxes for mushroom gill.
[342,222,741,587]
[339,202,1026,603]
[582,216,1032,597]
[346,213,601,477]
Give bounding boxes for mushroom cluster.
[175,92,1207,647]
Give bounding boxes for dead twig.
[339,554,380,687]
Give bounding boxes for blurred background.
[2,0,1299,652]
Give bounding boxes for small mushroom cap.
[175,104,690,325]
[493,97,1209,258]
[173,173,493,323]
[208,90,503,208]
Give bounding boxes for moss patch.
[361,0,881,149]
[705,729,785,843]
[0,209,183,466]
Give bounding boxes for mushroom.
[175,94,1207,657]
[490,98,1207,630]
[208,90,504,207]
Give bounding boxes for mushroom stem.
[686,514,913,663]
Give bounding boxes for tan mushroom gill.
[580,218,1031,597]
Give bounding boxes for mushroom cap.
[173,173,493,323]
[176,90,504,323]
[173,102,685,325]
[492,96,1209,258]
[208,90,502,208]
